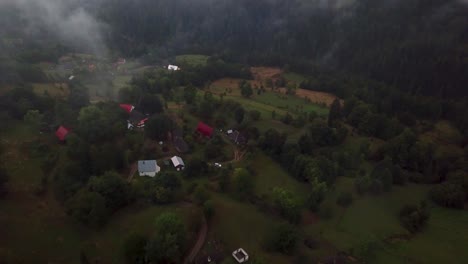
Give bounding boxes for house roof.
[197,122,213,137]
[55,126,70,141]
[138,160,158,173]
[129,110,146,124]
[171,156,185,167]
[174,137,189,153]
[119,104,134,113]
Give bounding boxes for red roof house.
[119,104,135,113]
[197,122,213,138]
[55,126,70,141]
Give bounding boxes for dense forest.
[97,0,468,98]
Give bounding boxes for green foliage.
[264,223,299,255]
[145,114,174,141]
[140,94,163,115]
[259,128,287,156]
[23,109,44,129]
[233,168,254,199]
[203,200,215,219]
[430,183,466,209]
[77,104,126,143]
[194,185,210,205]
[133,172,181,204]
[306,179,327,211]
[88,171,131,212]
[399,202,430,233]
[328,98,342,127]
[185,157,209,178]
[123,233,148,264]
[65,189,109,228]
[204,141,224,160]
[146,213,186,264]
[239,80,253,98]
[234,106,245,124]
[183,85,197,104]
[53,162,90,202]
[272,187,302,223]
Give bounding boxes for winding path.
[184,216,208,264]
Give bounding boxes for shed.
[232,248,249,263]
[168,65,180,71]
[171,156,185,171]
[138,160,160,177]
[197,122,214,138]
[55,126,70,141]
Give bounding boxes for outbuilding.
[171,156,185,171]
[232,248,249,263]
[138,160,160,177]
[167,65,180,71]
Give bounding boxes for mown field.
[176,54,210,67]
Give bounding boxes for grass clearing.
[252,152,309,201]
[208,193,292,264]
[176,54,209,67]
[310,179,431,249]
[32,83,70,98]
[283,72,307,84]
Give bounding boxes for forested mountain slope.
[100,0,468,97]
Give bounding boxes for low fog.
[0,0,107,56]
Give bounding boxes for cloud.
[1,0,107,56]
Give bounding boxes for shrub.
[398,202,429,233]
[203,200,215,219]
[430,183,465,209]
[264,223,299,255]
[123,233,148,264]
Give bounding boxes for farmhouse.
[55,126,70,141]
[171,156,185,171]
[167,65,180,71]
[232,248,249,263]
[138,160,160,177]
[227,130,247,145]
[197,122,214,138]
[128,110,148,129]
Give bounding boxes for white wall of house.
[139,171,156,177]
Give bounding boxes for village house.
[171,156,185,171]
[227,129,247,145]
[119,104,148,129]
[197,122,214,138]
[138,160,160,177]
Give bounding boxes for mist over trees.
[96,0,467,98]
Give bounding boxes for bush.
[123,233,148,264]
[203,200,215,219]
[194,185,210,205]
[264,223,299,255]
[399,202,429,233]
[430,183,466,209]
[336,192,353,207]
